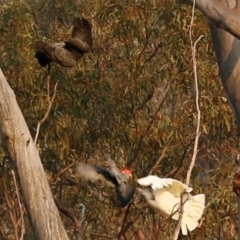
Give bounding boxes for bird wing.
[65,17,92,53]
[102,151,128,185]
[35,41,55,66]
[137,175,174,190]
[102,151,135,207]
[35,41,78,67]
[165,179,192,197]
[74,162,117,187]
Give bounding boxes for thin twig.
[117,203,133,238]
[2,177,19,239]
[172,193,186,240]
[186,30,204,184]
[12,170,25,240]
[34,79,59,144]
[173,0,203,238]
[129,84,170,169]
[148,146,168,175]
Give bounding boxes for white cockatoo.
[137,175,205,235]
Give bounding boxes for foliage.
[0,0,238,239]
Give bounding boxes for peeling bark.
[0,69,69,240]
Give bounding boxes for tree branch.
[34,78,59,144]
[173,1,203,238]
[186,33,204,185]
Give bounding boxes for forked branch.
[34,78,59,144]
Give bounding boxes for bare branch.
[34,78,59,144]
[173,193,187,240]
[186,33,204,184]
[173,1,203,238]
[129,84,170,169]
[148,146,168,175]
[185,0,204,186]
[117,203,133,238]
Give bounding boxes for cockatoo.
[35,17,92,67]
[137,175,205,235]
[74,152,135,207]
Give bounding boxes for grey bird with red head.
[74,152,135,207]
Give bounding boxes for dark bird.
[74,153,135,208]
[35,17,92,67]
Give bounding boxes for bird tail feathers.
[180,194,205,235]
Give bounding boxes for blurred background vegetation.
[0,0,238,239]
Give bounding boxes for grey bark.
[0,69,69,240]
[180,1,240,239]
[183,0,240,127]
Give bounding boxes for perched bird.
[74,153,135,207]
[35,17,92,67]
[137,175,205,235]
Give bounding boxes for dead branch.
[117,203,133,239]
[173,1,203,238]
[185,12,204,186]
[172,193,186,240]
[148,146,168,175]
[34,77,59,144]
[129,84,170,169]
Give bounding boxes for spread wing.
[102,151,135,207]
[35,41,78,67]
[35,41,58,67]
[165,179,192,197]
[102,151,128,185]
[35,17,92,67]
[65,17,92,53]
[137,175,173,190]
[74,162,117,187]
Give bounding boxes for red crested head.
[121,167,132,178]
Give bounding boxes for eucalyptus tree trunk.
[0,68,69,240]
[181,0,240,239]
[183,0,240,127]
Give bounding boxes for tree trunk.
[183,0,240,127]
[180,1,240,239]
[0,68,69,240]
[209,24,240,128]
